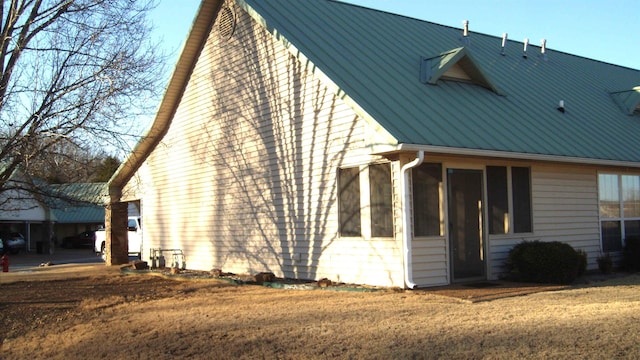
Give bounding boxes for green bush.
[506,241,586,284]
[576,249,588,277]
[597,253,613,274]
[623,236,640,272]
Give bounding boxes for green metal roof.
[47,183,108,224]
[240,0,640,164]
[48,183,108,205]
[51,205,105,224]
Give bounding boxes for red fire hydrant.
[1,254,8,272]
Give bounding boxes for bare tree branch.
[0,0,164,207]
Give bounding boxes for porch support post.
[105,202,129,265]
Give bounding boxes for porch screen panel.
[369,163,393,237]
[512,167,532,233]
[412,163,442,237]
[339,167,361,237]
[487,166,508,234]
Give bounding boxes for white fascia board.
[388,144,640,169]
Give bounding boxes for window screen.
[369,163,393,237]
[412,163,442,236]
[339,167,361,236]
[487,166,508,234]
[512,167,532,233]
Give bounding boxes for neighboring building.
[48,183,109,242]
[106,0,640,288]
[0,177,108,251]
[0,170,50,252]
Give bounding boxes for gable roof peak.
[610,86,640,115]
[419,47,503,95]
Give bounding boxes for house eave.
[375,143,640,169]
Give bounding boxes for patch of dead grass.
[2,272,640,359]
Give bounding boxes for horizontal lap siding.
[489,165,600,278]
[412,237,448,287]
[125,4,404,287]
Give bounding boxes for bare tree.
[0,0,164,207]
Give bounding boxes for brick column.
[105,202,129,265]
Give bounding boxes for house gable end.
[237,0,399,149]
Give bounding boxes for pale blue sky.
[150,0,639,71]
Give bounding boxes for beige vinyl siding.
[411,237,448,286]
[124,3,404,287]
[532,166,600,261]
[488,165,601,278]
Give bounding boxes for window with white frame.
[338,163,394,238]
[598,174,640,252]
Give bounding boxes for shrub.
[576,249,588,277]
[597,253,613,274]
[623,236,640,272]
[506,241,586,284]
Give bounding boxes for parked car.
[0,232,26,254]
[61,231,96,249]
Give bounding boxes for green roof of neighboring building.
[47,183,108,224]
[48,183,109,205]
[51,205,105,224]
[240,0,640,165]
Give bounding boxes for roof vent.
[217,5,236,41]
[557,100,565,113]
[461,20,470,45]
[523,38,529,58]
[541,39,548,61]
[501,33,508,56]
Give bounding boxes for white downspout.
[401,151,424,289]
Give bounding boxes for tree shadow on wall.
[185,9,359,280]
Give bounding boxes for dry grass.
[1,270,640,359]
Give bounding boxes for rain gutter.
[400,151,424,289]
[396,144,640,169]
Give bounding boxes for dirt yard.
[1,265,639,359]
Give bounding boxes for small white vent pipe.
[501,33,508,55]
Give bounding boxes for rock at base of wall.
[131,260,148,270]
[253,272,276,284]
